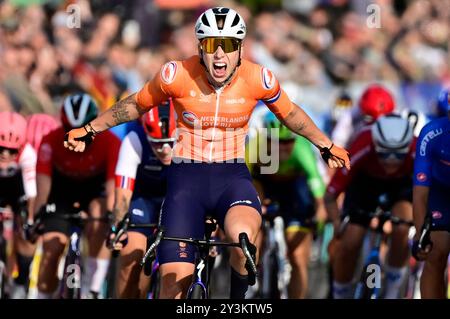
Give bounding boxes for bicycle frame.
[353,207,414,299]
[36,207,110,299]
[186,248,210,299]
[354,228,383,299]
[59,225,82,299]
[260,214,289,299]
[140,220,257,299]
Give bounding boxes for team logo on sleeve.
[431,211,442,220]
[416,172,427,182]
[261,67,276,90]
[182,111,199,126]
[161,61,177,84]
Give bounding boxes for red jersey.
[327,127,416,197]
[37,127,120,181]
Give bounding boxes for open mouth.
[212,62,227,77]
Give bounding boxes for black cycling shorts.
[157,160,261,265]
[42,170,106,236]
[342,174,412,228]
[256,176,315,230]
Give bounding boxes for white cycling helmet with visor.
[371,114,414,160]
[195,7,246,41]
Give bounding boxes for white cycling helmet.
[371,114,414,153]
[195,7,246,40]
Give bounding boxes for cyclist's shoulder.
[160,56,199,79]
[239,59,276,83]
[96,130,121,150]
[40,126,64,146]
[19,142,37,160]
[238,60,281,100]
[122,129,145,151]
[418,116,449,136]
[348,126,373,150]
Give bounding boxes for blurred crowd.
[0,0,449,122]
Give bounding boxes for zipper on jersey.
[208,87,223,162]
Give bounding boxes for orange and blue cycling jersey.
[135,56,295,265]
[135,56,294,162]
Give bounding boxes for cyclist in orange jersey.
[64,7,350,299]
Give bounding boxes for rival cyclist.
[326,114,416,299]
[0,111,37,299]
[34,94,120,299]
[331,84,395,148]
[412,92,450,299]
[248,112,326,298]
[108,99,175,298]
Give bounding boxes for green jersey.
[247,136,325,199]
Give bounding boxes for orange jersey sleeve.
[245,64,294,118]
[135,61,186,111]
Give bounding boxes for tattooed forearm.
[111,96,133,125]
[282,107,307,134]
[280,102,332,149]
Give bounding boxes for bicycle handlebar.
[417,215,432,250]
[140,227,165,266]
[239,232,257,286]
[109,214,130,257]
[336,207,413,239]
[139,228,258,285]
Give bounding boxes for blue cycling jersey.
[414,117,450,187]
[133,125,168,198]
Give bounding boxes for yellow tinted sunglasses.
[200,37,241,54]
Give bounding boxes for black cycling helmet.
[61,93,98,131]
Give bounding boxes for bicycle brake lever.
[239,232,258,285]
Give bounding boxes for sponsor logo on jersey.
[182,111,198,126]
[416,172,427,182]
[419,128,443,156]
[199,92,211,103]
[261,67,276,90]
[225,97,246,104]
[431,211,442,219]
[161,61,177,84]
[132,208,144,217]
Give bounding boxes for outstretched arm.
[281,103,351,170]
[64,93,147,152]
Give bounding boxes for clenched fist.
[64,125,96,152]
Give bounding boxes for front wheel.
[60,252,81,299]
[148,266,160,299]
[187,282,207,299]
[354,267,380,299]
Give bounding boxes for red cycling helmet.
[359,84,395,120]
[0,111,27,150]
[142,99,176,143]
[26,113,60,151]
